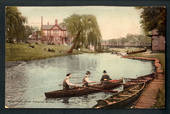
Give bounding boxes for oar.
[58,79,122,86]
[58,82,83,86]
[66,82,118,93]
[109,79,120,82]
[58,81,99,86]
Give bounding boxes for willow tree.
[5,6,27,43]
[64,14,102,53]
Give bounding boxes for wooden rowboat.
[45,79,122,98]
[93,82,146,109]
[123,73,155,89]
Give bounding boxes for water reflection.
[62,97,70,104]
[5,53,154,108]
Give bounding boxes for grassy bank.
[127,52,165,72]
[153,86,165,108]
[127,51,165,108]
[111,47,146,53]
[6,43,93,61]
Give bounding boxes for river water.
[5,53,155,108]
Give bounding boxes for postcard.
[5,6,165,109]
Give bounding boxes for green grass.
[128,52,165,72]
[153,86,165,108]
[6,43,93,61]
[111,47,146,53]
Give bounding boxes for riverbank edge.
[6,48,111,68]
[5,51,90,68]
[122,56,164,74]
[122,55,165,108]
[6,51,106,68]
[6,43,101,62]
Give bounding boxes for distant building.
[151,29,165,52]
[30,30,41,40]
[30,17,72,45]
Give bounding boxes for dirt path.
[134,73,165,108]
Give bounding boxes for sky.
[18,6,143,40]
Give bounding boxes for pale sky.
[18,6,143,40]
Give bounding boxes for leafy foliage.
[107,34,151,46]
[63,14,102,53]
[24,25,34,39]
[136,6,166,36]
[5,6,33,43]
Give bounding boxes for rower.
[100,70,112,83]
[63,73,78,90]
[82,71,96,87]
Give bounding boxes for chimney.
[41,16,43,30]
[55,19,58,25]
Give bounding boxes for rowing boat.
[45,79,122,98]
[123,73,155,89]
[93,82,146,109]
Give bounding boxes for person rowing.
[63,73,79,90]
[100,70,112,85]
[82,71,96,87]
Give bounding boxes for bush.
[29,44,35,48]
[35,42,39,45]
[48,48,55,52]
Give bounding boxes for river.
[5,53,155,108]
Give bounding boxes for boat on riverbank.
[45,79,122,98]
[93,82,146,109]
[123,73,155,89]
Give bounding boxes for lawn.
[128,52,165,72]
[6,43,92,61]
[111,47,146,53]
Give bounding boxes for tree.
[5,6,27,43]
[136,6,166,36]
[63,14,102,53]
[107,34,151,47]
[24,25,34,40]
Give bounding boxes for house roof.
[60,26,67,30]
[42,25,66,31]
[42,25,54,30]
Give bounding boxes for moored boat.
[45,79,122,98]
[123,73,155,89]
[93,82,146,109]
